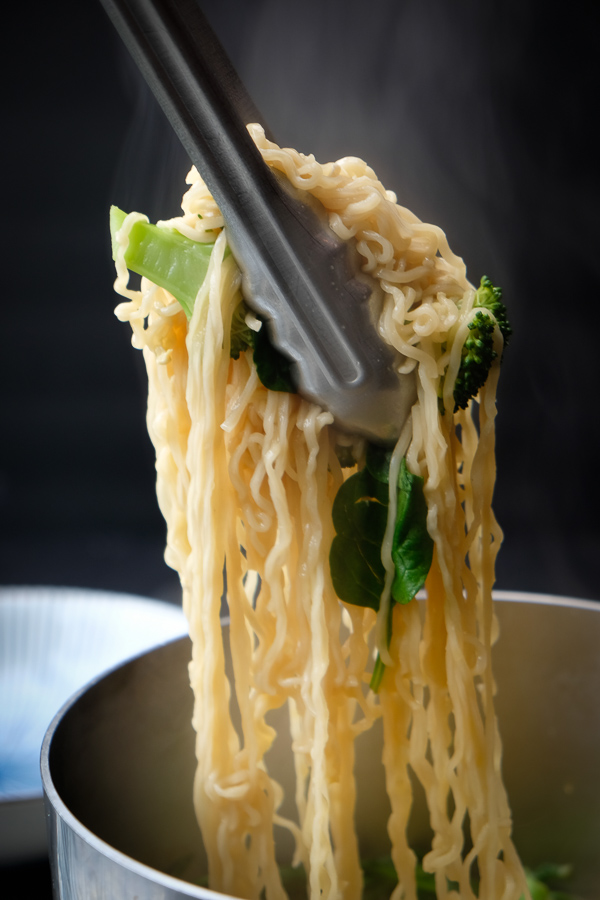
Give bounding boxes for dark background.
[2,0,599,604]
[0,3,598,893]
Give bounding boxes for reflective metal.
[98,0,415,443]
[42,593,600,898]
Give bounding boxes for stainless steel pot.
[41,592,600,898]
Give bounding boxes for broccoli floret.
[474,275,512,347]
[452,309,498,411]
[441,276,511,413]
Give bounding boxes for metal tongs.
[100,0,415,443]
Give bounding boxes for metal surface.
[98,0,415,443]
[42,593,600,898]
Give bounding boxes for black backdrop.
[2,0,599,603]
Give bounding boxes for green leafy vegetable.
[330,462,389,610]
[440,275,512,414]
[229,299,296,392]
[391,457,433,605]
[109,206,214,319]
[330,447,432,610]
[524,863,577,900]
[329,446,433,690]
[364,443,394,484]
[252,324,297,393]
[188,856,577,900]
[362,857,459,899]
[361,858,578,900]
[277,863,308,900]
[361,857,401,900]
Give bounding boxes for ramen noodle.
[112,124,528,900]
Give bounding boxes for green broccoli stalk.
[109,206,215,319]
[440,276,512,414]
[110,207,295,393]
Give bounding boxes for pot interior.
[46,595,600,897]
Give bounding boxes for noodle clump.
[113,125,528,900]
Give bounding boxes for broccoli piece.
[452,309,499,411]
[474,275,512,347]
[441,276,512,413]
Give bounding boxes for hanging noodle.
[113,124,529,900]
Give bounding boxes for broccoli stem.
[109,206,215,318]
[369,654,386,692]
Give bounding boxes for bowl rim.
[40,590,599,895]
[492,589,599,611]
[0,584,186,610]
[0,585,188,806]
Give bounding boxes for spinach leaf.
[362,857,459,899]
[364,443,393,483]
[391,460,433,604]
[330,449,433,690]
[329,466,389,609]
[524,864,577,900]
[330,450,432,611]
[252,326,296,393]
[230,300,296,394]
